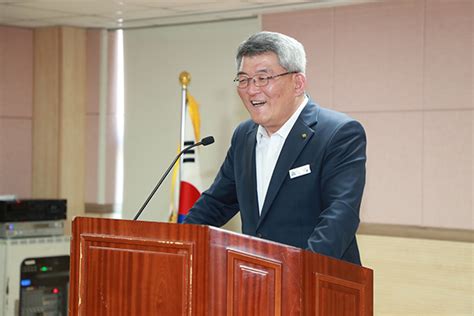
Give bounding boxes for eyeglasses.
[233,71,297,89]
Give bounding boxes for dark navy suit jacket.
[184,99,366,265]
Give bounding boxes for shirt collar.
[256,95,308,143]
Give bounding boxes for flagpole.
[178,71,190,203]
[179,71,191,150]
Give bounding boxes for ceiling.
[0,0,372,29]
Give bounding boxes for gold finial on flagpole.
[179,71,191,88]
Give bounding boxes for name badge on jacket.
[289,164,311,179]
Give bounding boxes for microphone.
[133,136,215,220]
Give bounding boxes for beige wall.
[262,0,473,230]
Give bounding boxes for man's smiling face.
[236,52,305,135]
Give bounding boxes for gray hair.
[236,31,306,74]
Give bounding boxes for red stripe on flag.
[178,181,200,216]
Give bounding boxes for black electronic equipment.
[0,199,67,238]
[19,255,70,316]
[0,199,67,222]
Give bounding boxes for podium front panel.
[69,218,209,316]
[208,229,303,316]
[304,251,373,316]
[79,234,194,315]
[226,249,282,316]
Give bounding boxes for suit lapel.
[242,126,260,225]
[257,101,319,227]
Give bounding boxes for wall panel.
[0,119,32,197]
[0,26,33,118]
[32,26,86,228]
[424,0,473,110]
[333,1,424,112]
[423,110,473,229]
[351,111,423,225]
[0,26,33,197]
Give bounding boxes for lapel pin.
[301,133,307,139]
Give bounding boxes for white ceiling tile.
[155,2,258,13]
[11,1,151,15]
[130,0,219,5]
[0,3,73,20]
[100,8,175,20]
[1,19,54,27]
[0,0,28,3]
[42,15,119,28]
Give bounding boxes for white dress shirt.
[255,95,308,214]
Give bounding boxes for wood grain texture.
[208,228,303,315]
[69,217,373,315]
[304,251,373,316]
[80,234,193,315]
[69,217,208,316]
[226,249,282,316]
[314,273,364,316]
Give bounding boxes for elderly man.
[184,31,366,265]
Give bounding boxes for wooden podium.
[69,217,373,315]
